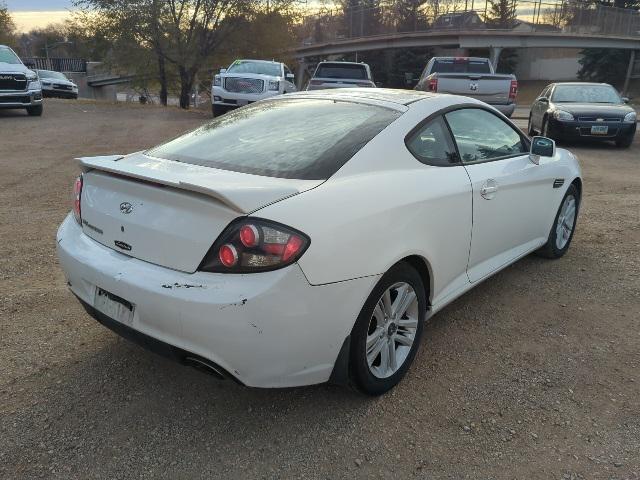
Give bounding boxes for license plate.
[94,288,134,326]
[591,125,608,135]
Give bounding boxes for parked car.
[306,61,376,90]
[528,82,636,148]
[57,89,581,395]
[211,59,296,116]
[36,69,78,99]
[415,57,517,117]
[0,45,43,116]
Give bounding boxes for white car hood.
[0,62,33,75]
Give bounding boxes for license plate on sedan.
[590,125,608,135]
[94,287,134,326]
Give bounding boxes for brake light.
[428,78,438,92]
[199,218,310,273]
[72,174,83,224]
[509,80,518,102]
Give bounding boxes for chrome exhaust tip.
[183,356,225,380]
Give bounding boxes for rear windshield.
[551,84,621,104]
[227,60,281,77]
[315,64,369,80]
[0,47,21,65]
[432,59,491,74]
[147,99,401,180]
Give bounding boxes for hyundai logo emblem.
[119,202,134,214]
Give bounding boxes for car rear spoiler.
[75,153,320,214]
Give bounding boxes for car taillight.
[509,80,518,101]
[428,78,438,92]
[72,174,83,224]
[199,218,310,273]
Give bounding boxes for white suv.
[211,59,296,116]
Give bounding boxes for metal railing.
[21,57,87,73]
[296,0,640,46]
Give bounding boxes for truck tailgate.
[435,74,513,105]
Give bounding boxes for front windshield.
[227,60,281,77]
[147,99,401,180]
[37,70,68,80]
[552,85,621,104]
[0,47,22,65]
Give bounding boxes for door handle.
[480,180,498,199]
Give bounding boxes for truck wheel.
[26,105,43,117]
[615,134,634,148]
[212,104,227,117]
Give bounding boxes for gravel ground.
[1,99,639,479]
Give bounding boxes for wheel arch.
[570,176,582,199]
[399,254,433,307]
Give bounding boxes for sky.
[6,0,75,32]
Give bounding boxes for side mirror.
[219,68,227,73]
[286,73,294,80]
[622,96,630,103]
[529,136,555,164]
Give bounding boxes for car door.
[531,85,552,131]
[444,107,556,283]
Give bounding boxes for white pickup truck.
[0,45,43,116]
[211,59,296,116]
[415,57,517,117]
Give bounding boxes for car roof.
[236,59,281,65]
[285,88,437,106]
[317,61,367,65]
[551,82,612,87]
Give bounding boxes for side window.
[406,116,458,166]
[284,65,292,77]
[444,108,527,163]
[540,85,551,99]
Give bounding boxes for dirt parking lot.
[1,99,639,479]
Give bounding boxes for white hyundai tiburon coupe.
[57,89,582,395]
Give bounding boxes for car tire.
[615,134,634,148]
[541,116,552,139]
[527,114,535,136]
[26,105,43,117]
[537,184,580,259]
[349,262,426,396]
[212,104,227,117]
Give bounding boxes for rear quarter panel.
[256,98,474,305]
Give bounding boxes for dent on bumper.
[56,214,377,388]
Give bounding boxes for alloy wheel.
[366,282,419,379]
[555,194,577,250]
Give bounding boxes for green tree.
[577,0,639,85]
[75,0,254,109]
[0,2,16,46]
[484,0,517,28]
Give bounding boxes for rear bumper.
[491,103,516,117]
[0,89,43,108]
[56,214,376,388]
[548,118,637,140]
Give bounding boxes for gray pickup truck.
[415,57,517,117]
[0,45,43,116]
